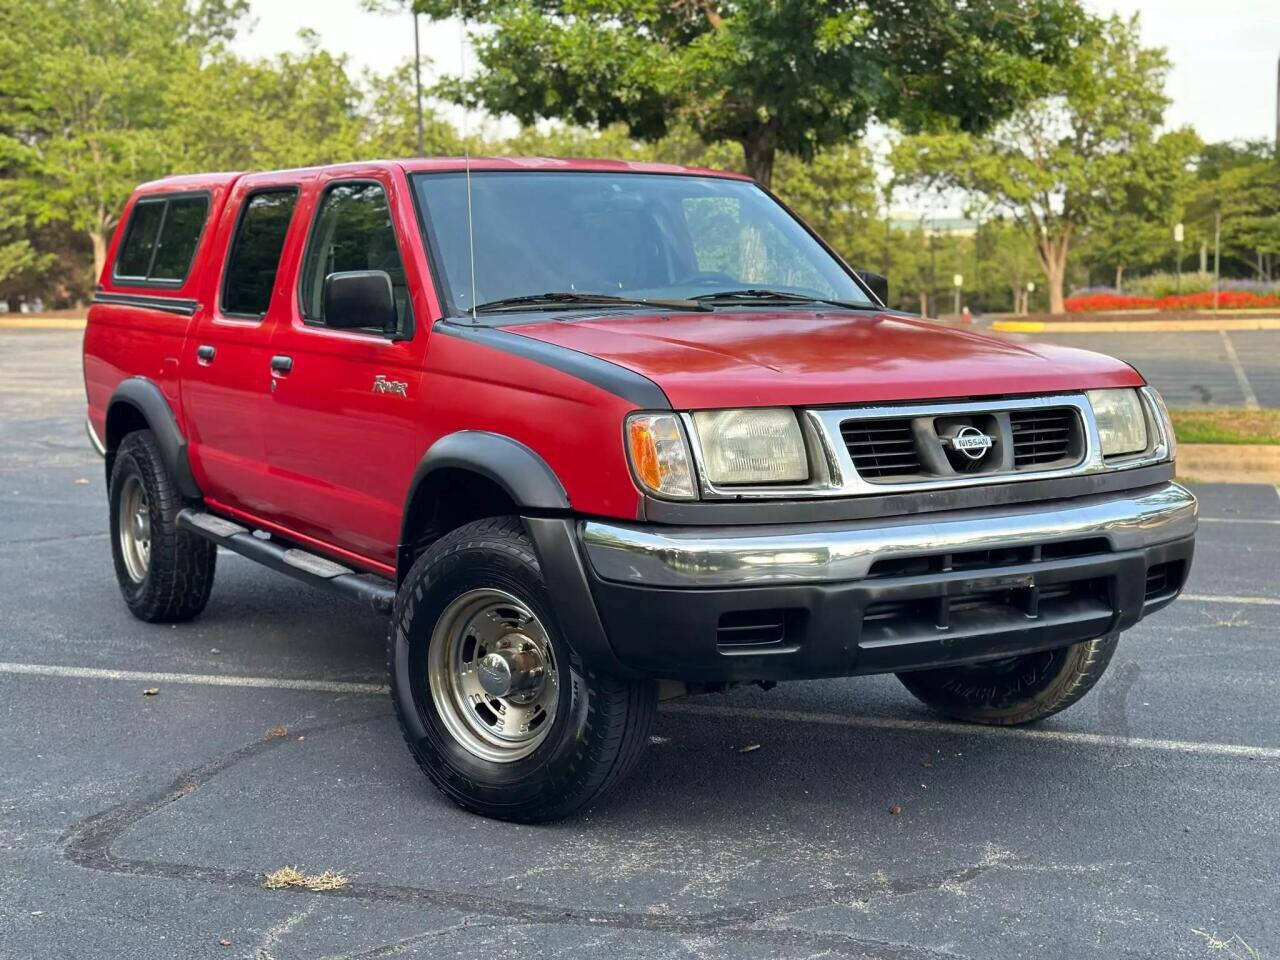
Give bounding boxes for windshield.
[411,171,872,317]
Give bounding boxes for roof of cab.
[133,156,751,191]
[134,171,242,194]
[396,156,752,180]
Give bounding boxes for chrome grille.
[683,389,1172,500]
[840,419,920,479]
[1010,408,1076,468]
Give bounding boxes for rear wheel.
[389,516,656,822]
[109,430,216,623]
[895,633,1120,725]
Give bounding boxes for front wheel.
[896,633,1120,726]
[389,517,656,822]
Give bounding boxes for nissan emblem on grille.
[942,425,993,461]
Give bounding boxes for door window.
[299,182,412,334]
[221,189,299,318]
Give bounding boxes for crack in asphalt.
[61,717,986,959]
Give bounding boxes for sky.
[235,0,1280,145]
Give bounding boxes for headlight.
[691,408,808,485]
[1087,388,1147,456]
[1144,386,1176,460]
[626,413,696,500]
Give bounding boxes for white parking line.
[1219,330,1261,410]
[1183,593,1280,606]
[663,702,1280,760]
[1199,517,1280,526]
[1,661,1278,761]
[0,661,386,695]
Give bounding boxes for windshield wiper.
[471,291,710,314]
[692,288,881,310]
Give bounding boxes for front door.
[260,171,428,573]
[181,175,303,516]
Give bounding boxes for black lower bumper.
[583,535,1194,682]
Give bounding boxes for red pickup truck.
[84,158,1197,822]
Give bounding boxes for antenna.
[459,19,477,323]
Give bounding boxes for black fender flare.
[105,377,202,500]
[401,432,632,676]
[399,430,570,573]
[407,430,570,517]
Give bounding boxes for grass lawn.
[1170,408,1280,445]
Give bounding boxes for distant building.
[888,212,978,237]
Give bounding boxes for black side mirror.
[855,269,888,305]
[323,270,397,333]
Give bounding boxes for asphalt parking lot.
[2,329,1278,960]
[997,328,1280,409]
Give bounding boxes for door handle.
[196,344,215,363]
[270,355,293,375]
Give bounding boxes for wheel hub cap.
[118,475,151,583]
[477,645,545,698]
[426,589,559,763]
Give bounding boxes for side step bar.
[177,509,396,614]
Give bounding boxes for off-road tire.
[109,430,216,622]
[896,634,1120,725]
[389,516,656,823]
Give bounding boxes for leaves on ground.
[262,866,350,892]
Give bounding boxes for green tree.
[401,0,1091,188]
[772,146,879,269]
[893,15,1197,313]
[1188,141,1280,282]
[1078,126,1198,290]
[362,61,464,158]
[0,0,248,279]
[168,34,367,172]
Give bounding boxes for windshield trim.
[408,169,879,323]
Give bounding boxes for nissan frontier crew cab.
[84,158,1197,823]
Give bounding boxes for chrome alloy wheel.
[118,474,152,583]
[427,588,559,763]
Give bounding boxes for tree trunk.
[90,230,107,284]
[1030,227,1070,316]
[1045,256,1066,314]
[739,122,778,189]
[1114,263,1124,292]
[918,290,928,318]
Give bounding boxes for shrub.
[1064,290,1280,312]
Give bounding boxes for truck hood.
[508,309,1143,409]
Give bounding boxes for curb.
[1177,443,1280,485]
[0,317,87,330]
[991,318,1280,334]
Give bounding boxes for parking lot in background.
[996,328,1280,408]
[2,329,1277,960]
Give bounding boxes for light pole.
[413,9,424,156]
[1174,222,1184,294]
[1213,206,1221,311]
[952,273,963,316]
[928,228,938,319]
[1026,280,1036,316]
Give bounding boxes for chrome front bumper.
[581,482,1198,588]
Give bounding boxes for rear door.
[259,168,430,571]
[181,174,304,514]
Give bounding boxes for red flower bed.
[1064,291,1280,312]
